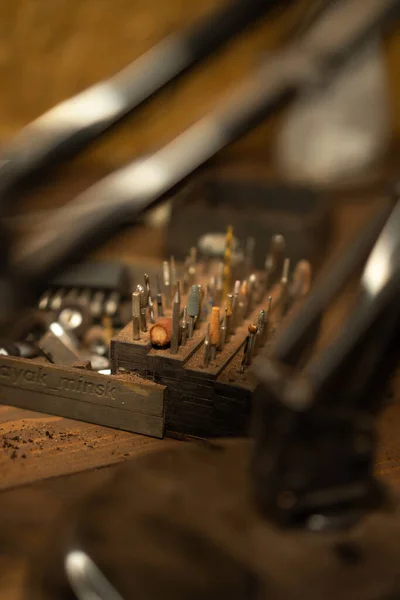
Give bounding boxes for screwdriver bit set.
[0,229,312,439]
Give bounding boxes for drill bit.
[219,308,228,352]
[290,260,312,301]
[201,285,210,321]
[225,293,233,341]
[104,291,120,317]
[263,234,286,294]
[155,275,164,318]
[49,288,66,311]
[255,309,266,349]
[90,290,105,318]
[187,284,200,338]
[197,284,205,325]
[183,255,192,293]
[181,306,189,346]
[38,289,52,311]
[278,258,290,320]
[248,273,257,314]
[147,294,155,324]
[162,260,171,308]
[144,273,155,324]
[136,284,148,332]
[246,323,258,365]
[244,236,255,275]
[203,323,211,367]
[132,292,140,340]
[170,283,181,354]
[231,279,241,334]
[223,225,233,296]
[204,283,214,321]
[238,280,248,321]
[240,323,258,372]
[210,306,221,360]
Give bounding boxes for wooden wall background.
[0,0,399,172]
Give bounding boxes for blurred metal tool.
[240,325,258,373]
[187,285,200,338]
[248,273,257,314]
[38,289,52,311]
[104,291,120,317]
[246,324,258,365]
[263,234,286,294]
[252,196,400,529]
[57,302,91,339]
[263,296,272,345]
[13,0,400,291]
[38,322,81,366]
[290,260,312,301]
[0,0,293,213]
[49,289,66,312]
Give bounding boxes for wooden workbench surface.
[0,406,175,599]
[0,401,400,600]
[0,405,168,490]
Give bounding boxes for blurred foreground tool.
[0,0,294,211]
[252,195,399,529]
[11,0,400,300]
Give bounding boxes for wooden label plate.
[0,356,166,438]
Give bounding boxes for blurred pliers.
[0,0,399,331]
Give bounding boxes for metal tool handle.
[13,0,400,291]
[0,0,290,210]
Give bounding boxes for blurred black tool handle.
[0,0,292,214]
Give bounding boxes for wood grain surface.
[0,401,400,600]
[0,405,170,491]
